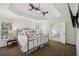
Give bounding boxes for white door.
[51,22,65,44]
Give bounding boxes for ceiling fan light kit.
[29,3,48,16]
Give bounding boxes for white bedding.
[18,31,28,52]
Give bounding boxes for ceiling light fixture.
[29,3,48,16]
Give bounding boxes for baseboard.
[66,43,76,46]
[0,46,7,48]
[49,40,65,45]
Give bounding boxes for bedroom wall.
[12,19,36,30]
[49,21,65,43]
[49,16,76,45]
[65,18,76,45]
[12,18,50,31]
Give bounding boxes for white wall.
[49,15,76,45]
[65,19,76,45]
[49,21,65,44]
[12,19,36,30]
[12,17,50,33]
[76,29,79,56]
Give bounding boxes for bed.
[17,29,49,54]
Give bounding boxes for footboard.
[17,30,49,54]
[27,33,49,54]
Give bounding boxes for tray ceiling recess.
[8,3,61,20]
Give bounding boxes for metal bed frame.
[18,30,49,55]
[26,33,49,55]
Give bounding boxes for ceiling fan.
[68,3,79,28]
[29,3,48,16]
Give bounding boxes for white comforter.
[18,32,28,52]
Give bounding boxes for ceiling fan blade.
[29,4,34,8]
[29,3,35,11]
[45,11,48,13]
[42,11,48,16]
[35,7,40,11]
[68,3,76,27]
[75,3,79,17]
[75,3,79,28]
[76,4,78,19]
[68,3,73,19]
